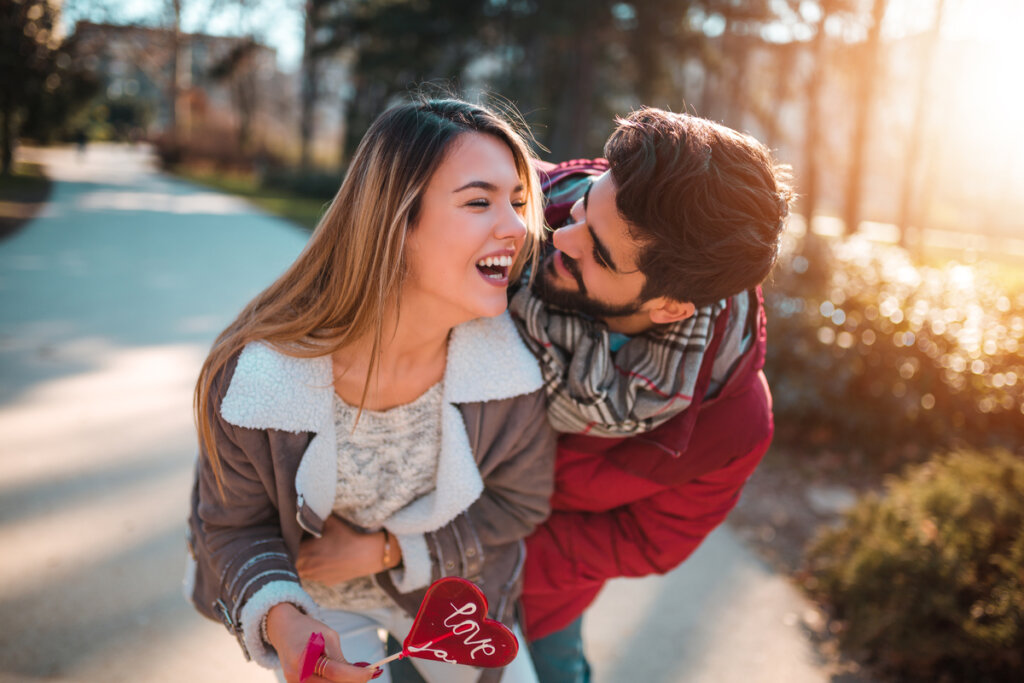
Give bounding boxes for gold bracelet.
[382,529,392,568]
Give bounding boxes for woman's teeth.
[476,254,513,281]
[477,255,514,268]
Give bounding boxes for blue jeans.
[528,617,591,683]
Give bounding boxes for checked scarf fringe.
[510,285,748,437]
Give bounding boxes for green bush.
[764,235,1024,464]
[805,449,1024,681]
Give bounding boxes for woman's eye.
[466,199,490,208]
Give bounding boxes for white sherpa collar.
[218,311,542,535]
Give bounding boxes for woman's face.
[404,132,528,325]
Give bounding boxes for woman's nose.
[495,207,527,242]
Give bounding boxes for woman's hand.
[296,515,403,585]
[265,603,375,683]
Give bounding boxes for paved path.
[0,144,833,682]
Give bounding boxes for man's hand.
[265,603,375,682]
[296,515,403,585]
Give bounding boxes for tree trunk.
[842,0,888,236]
[0,96,14,176]
[800,11,828,252]
[764,42,797,149]
[336,91,348,172]
[167,0,182,147]
[300,0,319,171]
[550,35,596,159]
[632,0,663,106]
[236,81,252,153]
[724,35,752,128]
[898,0,945,249]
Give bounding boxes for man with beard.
[508,107,793,682]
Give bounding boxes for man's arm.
[525,432,772,591]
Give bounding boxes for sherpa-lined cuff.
[389,532,430,592]
[238,580,319,668]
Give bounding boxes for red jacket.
[521,159,775,640]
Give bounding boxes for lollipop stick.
[368,651,405,669]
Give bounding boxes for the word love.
[402,577,519,668]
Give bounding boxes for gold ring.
[315,653,330,677]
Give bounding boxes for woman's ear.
[647,298,696,325]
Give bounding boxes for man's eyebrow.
[583,186,620,272]
[588,224,619,272]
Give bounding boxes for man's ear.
[647,298,696,325]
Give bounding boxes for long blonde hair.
[195,98,544,490]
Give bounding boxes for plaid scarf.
[510,284,747,436]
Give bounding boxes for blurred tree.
[333,0,489,160]
[744,37,800,150]
[0,0,60,174]
[898,0,946,250]
[19,34,102,145]
[208,38,263,152]
[799,1,831,255]
[204,0,281,156]
[841,0,888,235]
[0,0,97,174]
[703,0,777,126]
[494,0,617,159]
[488,0,703,157]
[321,0,811,162]
[167,0,184,147]
[299,0,327,170]
[627,0,706,109]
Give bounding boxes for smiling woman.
[403,132,530,328]
[184,98,555,683]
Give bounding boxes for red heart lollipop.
[300,577,518,679]
[399,576,518,667]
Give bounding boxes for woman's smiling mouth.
[475,253,514,284]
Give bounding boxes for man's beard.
[531,251,644,320]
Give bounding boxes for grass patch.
[175,167,330,231]
[0,162,53,241]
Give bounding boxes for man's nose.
[551,219,584,258]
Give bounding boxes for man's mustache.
[558,252,587,293]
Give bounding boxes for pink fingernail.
[352,662,383,679]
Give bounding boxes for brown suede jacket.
[185,313,555,677]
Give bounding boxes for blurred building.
[70,21,292,153]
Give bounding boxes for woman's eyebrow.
[453,180,498,193]
[453,181,525,193]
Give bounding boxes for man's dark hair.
[604,108,794,308]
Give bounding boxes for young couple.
[185,97,792,683]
